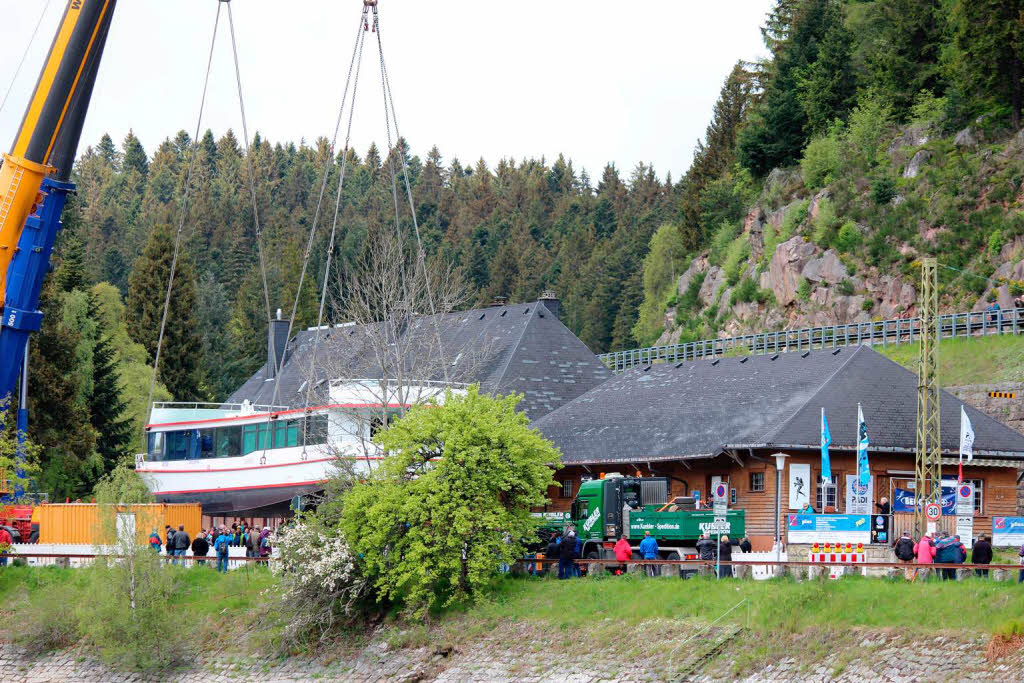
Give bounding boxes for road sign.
[956,515,974,548]
[956,483,974,516]
[713,483,727,516]
[925,502,941,522]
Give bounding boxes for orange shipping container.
[35,503,202,544]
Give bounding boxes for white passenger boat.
[135,380,463,514]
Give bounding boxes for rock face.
[954,126,979,148]
[888,125,929,153]
[904,149,931,178]
[802,250,848,286]
[744,207,766,259]
[675,256,709,297]
[867,275,916,318]
[808,190,830,221]
[761,236,817,306]
[699,266,725,307]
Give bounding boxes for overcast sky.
[0,1,772,181]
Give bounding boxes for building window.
[968,479,983,514]
[816,475,839,511]
[559,479,574,499]
[749,472,765,492]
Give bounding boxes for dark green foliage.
[740,0,853,175]
[126,224,204,401]
[88,294,133,473]
[55,232,88,293]
[870,176,896,204]
[951,0,1024,127]
[731,277,770,305]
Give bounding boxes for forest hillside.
[24,0,1024,498]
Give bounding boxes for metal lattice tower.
[914,257,942,535]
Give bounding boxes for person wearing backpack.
[214,527,232,574]
[894,531,915,579]
[148,528,162,553]
[258,526,273,559]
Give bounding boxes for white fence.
[732,548,788,580]
[8,544,263,571]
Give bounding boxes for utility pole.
[914,258,942,536]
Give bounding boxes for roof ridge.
[491,303,538,393]
[758,346,864,446]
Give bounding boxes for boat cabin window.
[146,414,329,461]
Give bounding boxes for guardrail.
[599,308,1024,372]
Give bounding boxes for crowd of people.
[893,529,1024,582]
[146,522,273,573]
[534,527,754,580]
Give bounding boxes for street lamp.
[773,452,789,565]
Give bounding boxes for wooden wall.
[547,451,1020,551]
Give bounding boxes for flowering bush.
[272,520,371,645]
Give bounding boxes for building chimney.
[267,308,290,379]
[539,290,560,318]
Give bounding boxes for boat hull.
[153,482,325,515]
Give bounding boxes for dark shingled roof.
[533,345,1024,464]
[226,300,612,419]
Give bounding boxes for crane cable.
[373,4,451,383]
[0,0,53,116]
[225,0,278,411]
[145,1,223,435]
[270,5,370,411]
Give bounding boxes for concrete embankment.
[2,622,1022,682]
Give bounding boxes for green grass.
[466,574,1024,636]
[880,334,1024,385]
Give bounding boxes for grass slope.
[880,334,1024,386]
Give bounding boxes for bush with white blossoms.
[272,520,372,644]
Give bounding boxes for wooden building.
[534,346,1024,549]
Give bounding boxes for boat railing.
[151,401,289,412]
[328,378,470,390]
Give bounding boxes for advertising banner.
[789,463,811,510]
[992,517,1024,547]
[892,486,956,514]
[787,514,871,544]
[845,474,873,514]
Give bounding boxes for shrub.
[812,198,840,248]
[910,90,947,128]
[722,234,750,286]
[801,131,842,190]
[836,279,855,296]
[708,220,742,265]
[634,223,686,344]
[14,580,81,655]
[870,177,896,205]
[798,278,812,302]
[844,91,893,171]
[835,221,862,253]
[272,520,372,646]
[988,229,1005,259]
[862,299,874,312]
[679,271,707,311]
[730,277,766,305]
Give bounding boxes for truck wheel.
[665,551,684,578]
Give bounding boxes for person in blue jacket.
[213,526,233,574]
[639,530,660,577]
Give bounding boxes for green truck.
[568,474,745,561]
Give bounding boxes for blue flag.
[857,404,870,486]
[820,408,832,483]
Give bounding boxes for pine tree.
[952,0,1024,128]
[795,2,855,136]
[126,223,205,401]
[88,292,133,473]
[28,280,99,499]
[739,0,847,175]
[55,232,88,293]
[96,133,120,168]
[122,130,149,178]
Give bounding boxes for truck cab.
[567,473,745,563]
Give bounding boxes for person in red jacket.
[613,535,632,575]
[0,526,12,567]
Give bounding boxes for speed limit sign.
[925,502,941,522]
